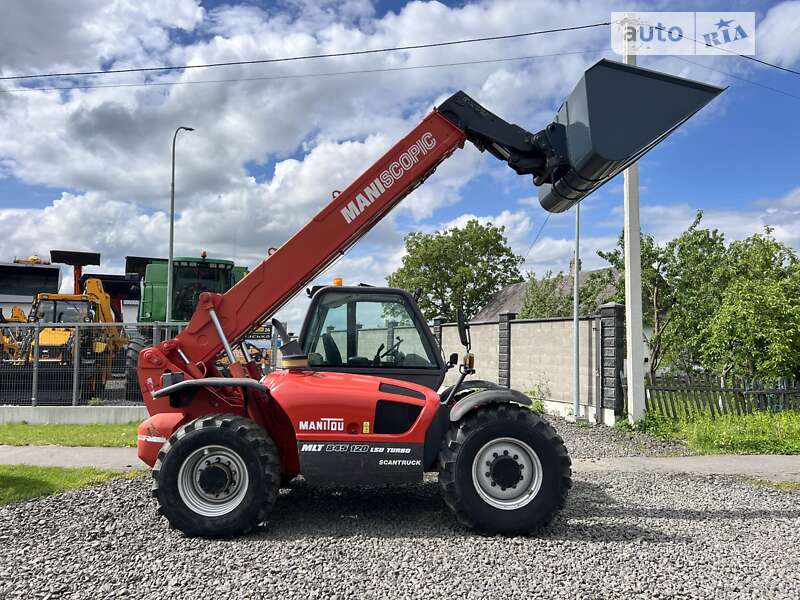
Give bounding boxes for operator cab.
[32,298,94,323]
[171,260,235,321]
[299,286,445,390]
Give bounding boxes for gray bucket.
[538,59,724,213]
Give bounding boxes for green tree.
[387,220,522,321]
[597,211,727,376]
[700,230,800,379]
[598,229,671,375]
[659,213,728,371]
[519,267,615,319]
[520,271,571,318]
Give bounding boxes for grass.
[621,410,800,455]
[0,464,127,505]
[0,422,138,447]
[750,479,800,492]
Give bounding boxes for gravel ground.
[548,415,690,459]
[0,418,791,599]
[2,469,799,599]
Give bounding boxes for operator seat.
[321,333,342,366]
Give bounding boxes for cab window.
[57,301,91,323]
[33,300,91,323]
[303,292,438,369]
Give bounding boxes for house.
[474,267,617,321]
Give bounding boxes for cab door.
[299,287,446,391]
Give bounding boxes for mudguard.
[439,379,500,403]
[137,412,188,467]
[449,388,531,422]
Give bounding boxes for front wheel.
[152,413,280,538]
[438,404,571,535]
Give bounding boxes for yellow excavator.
[0,306,27,361]
[0,278,127,403]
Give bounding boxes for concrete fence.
[436,302,626,424]
[1,306,628,424]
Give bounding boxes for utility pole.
[623,32,646,424]
[166,126,195,325]
[573,203,581,420]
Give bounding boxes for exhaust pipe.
[538,59,724,213]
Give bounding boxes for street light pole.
[573,202,581,421]
[167,126,195,325]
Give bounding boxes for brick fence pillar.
[498,312,516,388]
[432,316,446,348]
[599,302,625,417]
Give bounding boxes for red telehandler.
[136,60,722,537]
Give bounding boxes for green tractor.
[124,254,248,399]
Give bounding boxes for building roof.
[473,267,617,321]
[473,281,527,321]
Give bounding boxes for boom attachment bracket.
[437,91,569,184]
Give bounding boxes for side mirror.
[456,308,470,351]
[448,352,459,367]
[271,318,306,362]
[271,318,291,344]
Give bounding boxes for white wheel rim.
[471,437,543,510]
[177,445,250,517]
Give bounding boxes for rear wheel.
[438,403,571,535]
[125,333,147,402]
[152,413,280,538]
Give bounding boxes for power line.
[738,53,800,78]
[675,56,800,102]
[0,22,611,82]
[523,213,552,266]
[643,21,800,78]
[0,48,610,94]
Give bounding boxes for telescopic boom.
[137,59,722,402]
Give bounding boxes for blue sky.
[0,0,799,325]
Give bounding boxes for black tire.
[438,403,571,535]
[125,333,147,402]
[152,413,280,538]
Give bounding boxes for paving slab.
[0,445,142,470]
[573,455,800,482]
[1,445,799,482]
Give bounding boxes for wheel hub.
[471,437,543,511]
[198,462,234,496]
[489,454,523,489]
[177,445,249,517]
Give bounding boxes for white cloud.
[440,209,533,253]
[0,0,747,328]
[0,0,203,75]
[522,233,617,276]
[0,0,617,204]
[757,1,800,68]
[603,185,800,251]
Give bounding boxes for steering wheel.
[381,337,403,360]
[372,343,385,365]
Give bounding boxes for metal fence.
[0,322,276,407]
